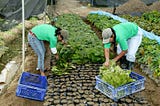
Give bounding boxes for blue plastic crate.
[19,72,47,89]
[16,72,48,101]
[95,71,145,101]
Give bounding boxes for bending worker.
[102,22,143,70]
[28,24,68,76]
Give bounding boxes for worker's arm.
[113,50,127,61]
[103,48,110,67]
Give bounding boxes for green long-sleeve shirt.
[104,22,138,50]
[31,24,57,48]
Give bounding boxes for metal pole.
[44,0,47,23]
[51,0,53,5]
[22,0,25,72]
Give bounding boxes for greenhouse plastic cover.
[90,0,158,7]
[90,11,160,44]
[0,0,46,20]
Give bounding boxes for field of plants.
[43,11,160,105]
[0,4,160,105]
[51,13,104,75]
[86,11,160,83]
[50,10,160,85]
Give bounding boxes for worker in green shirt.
[102,22,143,70]
[28,24,68,76]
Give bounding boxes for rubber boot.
[127,61,134,70]
[120,56,128,69]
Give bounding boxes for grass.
[0,36,22,73]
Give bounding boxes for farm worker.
[28,24,68,76]
[102,22,143,70]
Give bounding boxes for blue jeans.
[28,33,46,72]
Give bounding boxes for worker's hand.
[111,59,117,63]
[112,58,117,62]
[103,61,109,67]
[62,40,67,45]
[55,54,59,60]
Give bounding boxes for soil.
[0,0,160,106]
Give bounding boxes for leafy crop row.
[52,14,104,75]
[121,11,160,36]
[86,11,160,77]
[121,11,160,77]
[87,14,120,30]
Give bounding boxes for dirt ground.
[0,0,160,106]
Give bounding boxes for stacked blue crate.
[16,72,48,101]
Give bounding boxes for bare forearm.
[104,48,109,62]
[114,50,127,61]
[54,53,59,60]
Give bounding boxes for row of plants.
[86,11,160,77]
[121,10,160,36]
[52,14,105,75]
[121,11,160,77]
[137,37,160,77]
[87,14,120,30]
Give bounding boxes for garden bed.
[45,64,150,105]
[0,0,160,105]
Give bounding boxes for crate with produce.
[95,61,145,101]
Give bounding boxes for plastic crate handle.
[25,74,41,84]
